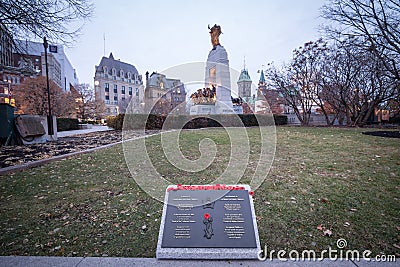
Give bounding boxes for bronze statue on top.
[208,24,222,47]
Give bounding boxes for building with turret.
[144,71,186,114]
[237,69,252,98]
[255,69,286,114]
[237,67,255,113]
[94,53,144,116]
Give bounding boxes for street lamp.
[43,37,54,135]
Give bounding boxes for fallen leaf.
[317,224,324,231]
[323,229,332,237]
[318,198,328,203]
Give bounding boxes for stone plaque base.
[190,104,243,115]
[156,184,261,259]
[190,105,215,115]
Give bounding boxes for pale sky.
[65,0,328,88]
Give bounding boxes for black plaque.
[161,190,257,248]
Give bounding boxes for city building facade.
[13,40,78,91]
[94,53,144,116]
[144,71,186,114]
[0,27,38,106]
[237,67,256,113]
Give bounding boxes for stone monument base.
[190,105,215,115]
[190,104,243,115]
[156,184,261,259]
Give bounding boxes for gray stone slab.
[156,184,261,259]
[3,257,398,267]
[354,259,399,266]
[0,256,83,267]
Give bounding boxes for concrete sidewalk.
[0,257,398,267]
[57,125,112,137]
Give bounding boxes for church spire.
[109,52,114,60]
[259,69,265,84]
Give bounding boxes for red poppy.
[204,213,211,220]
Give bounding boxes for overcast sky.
[65,0,328,88]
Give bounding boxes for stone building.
[94,53,144,116]
[237,67,256,113]
[0,25,13,67]
[144,71,186,114]
[237,68,252,98]
[13,40,78,92]
[0,26,37,106]
[255,70,286,114]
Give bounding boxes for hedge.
[107,114,287,130]
[57,118,79,132]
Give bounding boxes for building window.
[120,70,124,77]
[105,83,109,92]
[128,72,131,79]
[135,88,139,97]
[114,95,118,101]
[112,68,116,76]
[105,94,109,100]
[129,87,132,96]
[122,86,125,94]
[113,84,117,94]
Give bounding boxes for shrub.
[273,114,288,125]
[121,114,287,130]
[57,118,79,132]
[106,114,125,130]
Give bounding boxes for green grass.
[0,127,399,257]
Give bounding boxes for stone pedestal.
[190,105,215,115]
[205,45,234,113]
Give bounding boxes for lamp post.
[43,37,54,135]
[94,80,100,120]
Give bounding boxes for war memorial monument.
[156,25,259,260]
[190,24,243,115]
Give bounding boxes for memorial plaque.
[156,184,261,259]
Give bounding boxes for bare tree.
[266,40,331,125]
[73,83,105,120]
[14,76,75,117]
[322,0,400,80]
[322,36,399,125]
[0,0,93,45]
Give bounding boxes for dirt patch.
[362,130,400,139]
[0,130,157,169]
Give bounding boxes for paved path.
[57,125,112,137]
[0,256,398,267]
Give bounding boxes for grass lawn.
[0,126,399,258]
